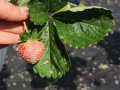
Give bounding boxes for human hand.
[0,0,29,49]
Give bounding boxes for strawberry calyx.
[17,28,41,43]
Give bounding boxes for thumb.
[0,0,29,22]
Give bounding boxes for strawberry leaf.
[53,6,115,48]
[44,0,70,13]
[17,0,30,6]
[11,0,116,79]
[33,22,71,79]
[29,1,49,25]
[11,0,30,6]
[29,0,69,25]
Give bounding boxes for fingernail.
[20,7,29,16]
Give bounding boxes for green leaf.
[29,1,49,25]
[11,0,30,6]
[17,0,30,6]
[33,22,71,79]
[55,3,71,13]
[35,0,69,13]
[47,0,70,12]
[53,6,115,48]
[29,0,69,25]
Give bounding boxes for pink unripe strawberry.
[18,40,45,64]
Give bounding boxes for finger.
[0,0,29,21]
[0,20,25,34]
[0,31,20,44]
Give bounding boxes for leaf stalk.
[68,2,77,7]
[23,21,29,33]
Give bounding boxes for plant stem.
[23,21,29,33]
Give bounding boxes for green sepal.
[20,33,24,40]
[32,29,38,39]
[23,32,31,40]
[16,40,23,43]
[19,32,31,42]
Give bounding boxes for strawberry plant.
[11,0,115,79]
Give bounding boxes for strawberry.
[18,40,45,64]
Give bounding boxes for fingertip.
[12,6,29,21]
[19,7,29,19]
[0,0,29,21]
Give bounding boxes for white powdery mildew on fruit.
[49,70,53,74]
[19,41,45,64]
[27,42,40,63]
